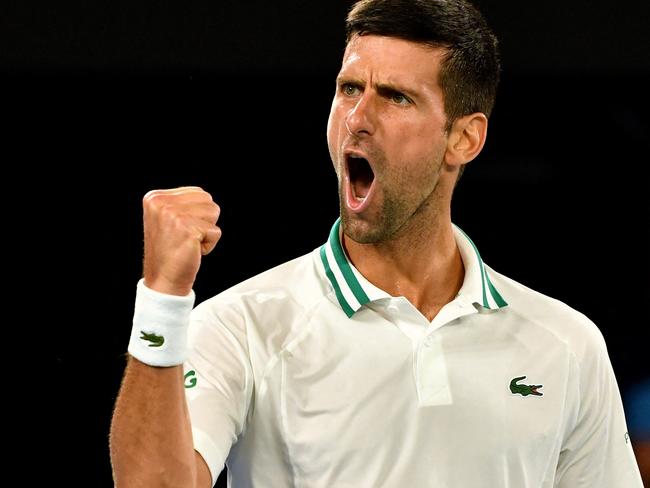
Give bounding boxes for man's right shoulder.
[192,248,330,330]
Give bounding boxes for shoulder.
[192,248,331,331]
[486,264,607,361]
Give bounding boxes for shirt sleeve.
[555,322,643,487]
[183,299,253,487]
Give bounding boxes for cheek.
[326,103,343,163]
[326,110,335,148]
[404,126,446,162]
[326,118,336,164]
[390,135,446,185]
[327,98,344,133]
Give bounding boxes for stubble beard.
[339,189,409,244]
[338,156,445,246]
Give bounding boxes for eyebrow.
[376,83,417,100]
[337,76,419,99]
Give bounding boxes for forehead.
[340,34,446,91]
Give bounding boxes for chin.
[340,211,395,245]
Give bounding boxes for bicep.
[195,450,213,488]
[556,325,642,487]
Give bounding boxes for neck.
[343,205,464,322]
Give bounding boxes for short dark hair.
[346,0,500,131]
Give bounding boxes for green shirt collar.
[320,218,507,318]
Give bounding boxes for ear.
[444,112,488,167]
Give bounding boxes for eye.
[341,83,360,97]
[391,92,410,106]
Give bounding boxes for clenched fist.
[142,187,221,296]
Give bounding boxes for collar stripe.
[319,245,355,317]
[321,220,507,315]
[320,219,370,317]
[324,238,363,311]
[328,219,371,307]
[454,226,508,309]
[486,274,508,307]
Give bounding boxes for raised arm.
[110,187,221,488]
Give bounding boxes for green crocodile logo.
[140,331,164,348]
[510,376,543,396]
[184,370,197,388]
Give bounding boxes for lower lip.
[345,175,374,214]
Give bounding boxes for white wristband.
[127,279,196,367]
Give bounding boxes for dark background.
[4,0,648,486]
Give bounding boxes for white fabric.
[128,279,195,367]
[184,226,642,487]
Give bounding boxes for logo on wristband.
[140,331,165,348]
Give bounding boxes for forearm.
[110,187,220,487]
[110,357,197,487]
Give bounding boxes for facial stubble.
[339,153,446,245]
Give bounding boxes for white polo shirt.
[184,219,642,487]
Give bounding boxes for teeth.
[351,186,366,201]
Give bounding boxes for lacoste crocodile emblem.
[140,331,164,348]
[510,376,543,396]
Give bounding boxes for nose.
[345,92,376,137]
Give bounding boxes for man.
[110,0,643,486]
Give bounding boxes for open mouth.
[347,155,375,202]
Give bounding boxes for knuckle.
[142,190,158,207]
[154,204,182,228]
[143,191,167,210]
[210,202,221,219]
[170,210,186,227]
[143,189,160,200]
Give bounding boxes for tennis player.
[110,1,643,486]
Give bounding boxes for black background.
[5,0,649,486]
